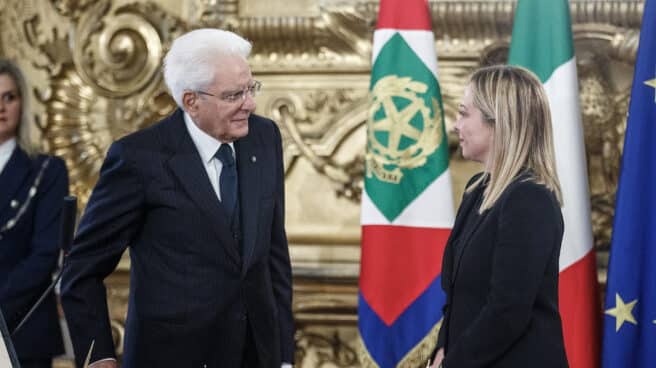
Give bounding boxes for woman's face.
[0,73,21,144]
[455,84,494,166]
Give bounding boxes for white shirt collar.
[0,138,17,174]
[183,112,234,162]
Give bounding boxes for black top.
[436,171,568,368]
[0,146,67,359]
[450,178,486,264]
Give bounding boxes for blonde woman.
[0,58,68,368]
[430,65,568,368]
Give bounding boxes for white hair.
[163,29,252,107]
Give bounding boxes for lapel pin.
[10,200,19,208]
[251,155,257,163]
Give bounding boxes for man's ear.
[182,91,198,115]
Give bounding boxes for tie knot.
[215,144,234,167]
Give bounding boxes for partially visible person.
[0,58,68,368]
[430,65,568,368]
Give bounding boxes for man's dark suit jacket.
[61,109,294,367]
[435,172,568,368]
[0,146,67,360]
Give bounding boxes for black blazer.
[436,172,568,368]
[0,146,67,360]
[61,109,294,368]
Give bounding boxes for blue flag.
[601,1,656,367]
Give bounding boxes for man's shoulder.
[248,113,277,131]
[116,108,184,150]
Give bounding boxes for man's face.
[185,56,256,142]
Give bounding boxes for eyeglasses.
[196,80,262,103]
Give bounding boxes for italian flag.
[358,0,455,366]
[509,1,601,367]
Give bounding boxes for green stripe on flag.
[508,0,574,83]
[366,33,449,221]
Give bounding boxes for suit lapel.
[450,185,488,285]
[0,147,31,217]
[164,111,241,266]
[235,122,262,274]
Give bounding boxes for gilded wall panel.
[0,0,643,366]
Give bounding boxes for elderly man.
[61,29,294,368]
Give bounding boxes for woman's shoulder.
[30,154,68,188]
[502,173,559,209]
[32,154,66,173]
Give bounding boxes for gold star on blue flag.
[604,294,638,332]
[602,0,656,367]
[646,78,656,102]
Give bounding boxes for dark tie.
[215,144,237,218]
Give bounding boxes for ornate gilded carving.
[37,66,107,205]
[293,277,359,367]
[269,87,368,202]
[577,53,631,252]
[51,0,96,19]
[7,1,184,203]
[72,1,183,98]
[296,330,359,367]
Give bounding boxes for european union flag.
[601,0,656,367]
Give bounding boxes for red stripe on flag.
[376,0,432,31]
[559,249,601,368]
[360,225,450,326]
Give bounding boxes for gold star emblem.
[647,79,656,103]
[605,293,638,332]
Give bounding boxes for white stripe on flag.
[543,58,595,271]
[361,168,455,228]
[372,29,440,82]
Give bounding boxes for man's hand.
[430,348,444,368]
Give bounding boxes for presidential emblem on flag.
[359,1,455,367]
[367,75,444,184]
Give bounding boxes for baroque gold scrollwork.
[32,1,183,205]
[577,54,631,252]
[270,90,367,202]
[37,66,108,205]
[296,330,359,368]
[50,0,96,19]
[72,1,168,98]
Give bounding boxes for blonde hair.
[0,58,36,155]
[466,65,562,212]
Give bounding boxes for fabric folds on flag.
[508,1,601,367]
[602,0,656,366]
[358,0,455,366]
